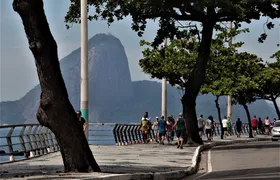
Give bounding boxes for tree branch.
[172,12,203,22]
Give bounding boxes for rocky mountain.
[0,33,278,125]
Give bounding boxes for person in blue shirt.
[158,116,167,145]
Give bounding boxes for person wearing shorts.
[205,116,212,141]
[264,117,270,135]
[251,116,258,136]
[197,115,205,138]
[141,112,150,143]
[173,113,186,149]
[158,116,167,145]
[166,116,175,144]
[222,116,228,138]
[236,118,242,138]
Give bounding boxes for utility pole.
[81,0,89,139]
[227,21,233,119]
[162,38,167,120]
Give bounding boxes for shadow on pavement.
[0,164,188,179]
[199,166,280,180]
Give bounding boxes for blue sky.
[0,0,279,101]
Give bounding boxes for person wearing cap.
[76,110,86,132]
[173,113,186,149]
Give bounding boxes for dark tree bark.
[13,0,101,172]
[182,18,215,145]
[243,104,254,138]
[272,98,280,119]
[215,96,224,139]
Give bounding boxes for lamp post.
[81,0,89,139]
[161,38,167,120]
[227,21,233,119]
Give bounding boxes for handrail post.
[19,125,27,159]
[130,125,135,144]
[127,125,132,145]
[113,124,118,146]
[26,125,35,157]
[47,129,55,152]
[123,125,128,146]
[34,125,42,156]
[6,127,15,161]
[116,124,121,146]
[133,125,139,144]
[137,125,143,144]
[43,128,51,153]
[119,125,125,146]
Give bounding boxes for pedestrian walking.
[158,116,167,145]
[166,116,175,144]
[227,116,232,136]
[76,110,87,132]
[173,113,186,149]
[236,118,242,138]
[264,117,270,135]
[197,115,205,138]
[258,118,264,134]
[251,116,258,136]
[222,116,228,137]
[205,116,212,141]
[152,117,159,142]
[140,112,150,143]
[210,116,216,139]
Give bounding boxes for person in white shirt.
[222,116,228,138]
[205,116,212,141]
[264,117,270,135]
[197,115,205,138]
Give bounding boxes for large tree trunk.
[243,104,254,138]
[182,20,215,145]
[215,96,224,139]
[272,98,280,119]
[13,0,101,172]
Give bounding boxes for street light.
[227,21,233,119]
[162,38,167,120]
[81,0,89,139]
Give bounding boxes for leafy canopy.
[257,51,280,100]
[230,53,264,105]
[201,26,249,97]
[139,25,248,89]
[65,0,280,46]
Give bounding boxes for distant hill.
[0,33,277,125]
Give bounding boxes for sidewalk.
[0,135,271,180]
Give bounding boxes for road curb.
[185,137,273,178]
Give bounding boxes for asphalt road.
[185,141,280,180]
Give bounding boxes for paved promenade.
[0,135,271,180]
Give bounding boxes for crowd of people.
[140,112,279,147]
[251,116,278,136]
[140,112,186,149]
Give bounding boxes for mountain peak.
[88,33,120,46]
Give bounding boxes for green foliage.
[230,53,264,105]
[65,0,280,46]
[201,26,249,97]
[139,38,197,87]
[257,52,280,100]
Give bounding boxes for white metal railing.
[0,124,59,163]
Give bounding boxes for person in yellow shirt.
[141,112,150,143]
